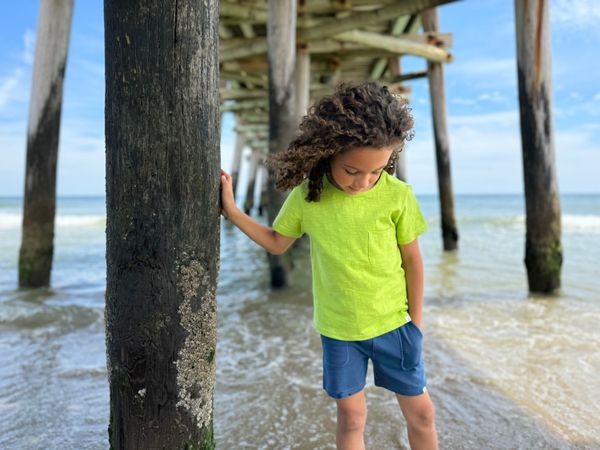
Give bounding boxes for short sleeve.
[272,185,305,238]
[396,186,427,245]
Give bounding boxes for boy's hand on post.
[220,169,237,219]
[218,169,296,255]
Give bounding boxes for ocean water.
[0,194,599,449]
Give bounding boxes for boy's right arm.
[220,170,296,255]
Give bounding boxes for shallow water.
[0,195,599,449]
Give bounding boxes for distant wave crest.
[491,214,600,233]
[0,213,105,230]
[563,215,600,233]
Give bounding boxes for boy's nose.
[354,176,370,188]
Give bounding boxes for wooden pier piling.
[266,0,297,288]
[231,132,245,195]
[104,0,220,447]
[243,149,260,214]
[18,0,74,288]
[515,0,562,292]
[422,8,458,251]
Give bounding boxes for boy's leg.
[396,391,437,450]
[336,390,367,450]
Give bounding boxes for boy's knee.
[337,405,367,432]
[407,402,436,430]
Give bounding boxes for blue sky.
[1,0,599,196]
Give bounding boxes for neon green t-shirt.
[273,171,427,341]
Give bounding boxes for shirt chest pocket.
[368,226,399,269]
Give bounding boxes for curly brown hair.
[266,81,414,202]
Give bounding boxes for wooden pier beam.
[298,0,457,43]
[422,8,458,251]
[18,0,74,288]
[515,0,562,292]
[266,0,297,288]
[333,30,452,63]
[104,0,220,447]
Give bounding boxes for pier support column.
[231,131,245,195]
[19,0,74,288]
[395,149,407,182]
[295,47,310,123]
[243,148,260,214]
[422,8,458,251]
[104,0,220,447]
[266,0,297,288]
[390,56,407,181]
[515,0,562,293]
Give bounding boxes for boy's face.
[329,146,393,195]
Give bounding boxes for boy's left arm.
[399,239,424,329]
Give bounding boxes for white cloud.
[450,58,516,78]
[56,146,106,196]
[581,123,600,131]
[0,121,27,196]
[76,60,104,78]
[555,98,600,118]
[406,108,600,194]
[477,91,509,104]
[22,29,35,65]
[0,29,36,113]
[449,110,519,128]
[447,58,517,91]
[0,69,28,111]
[451,97,476,106]
[551,0,600,31]
[405,109,524,194]
[555,128,600,193]
[0,71,21,109]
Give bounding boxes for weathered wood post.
[395,147,407,182]
[243,148,260,214]
[295,47,310,122]
[389,57,407,181]
[104,1,220,448]
[515,0,562,292]
[422,8,458,251]
[266,0,297,288]
[231,131,245,194]
[18,0,74,288]
[257,164,269,216]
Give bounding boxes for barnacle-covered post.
[266,0,297,288]
[422,8,458,251]
[104,0,220,448]
[18,0,74,288]
[515,0,562,292]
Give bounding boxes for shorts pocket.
[398,322,423,370]
[321,335,349,367]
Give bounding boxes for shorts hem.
[374,380,427,397]
[324,384,365,399]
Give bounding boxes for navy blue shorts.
[320,321,427,399]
